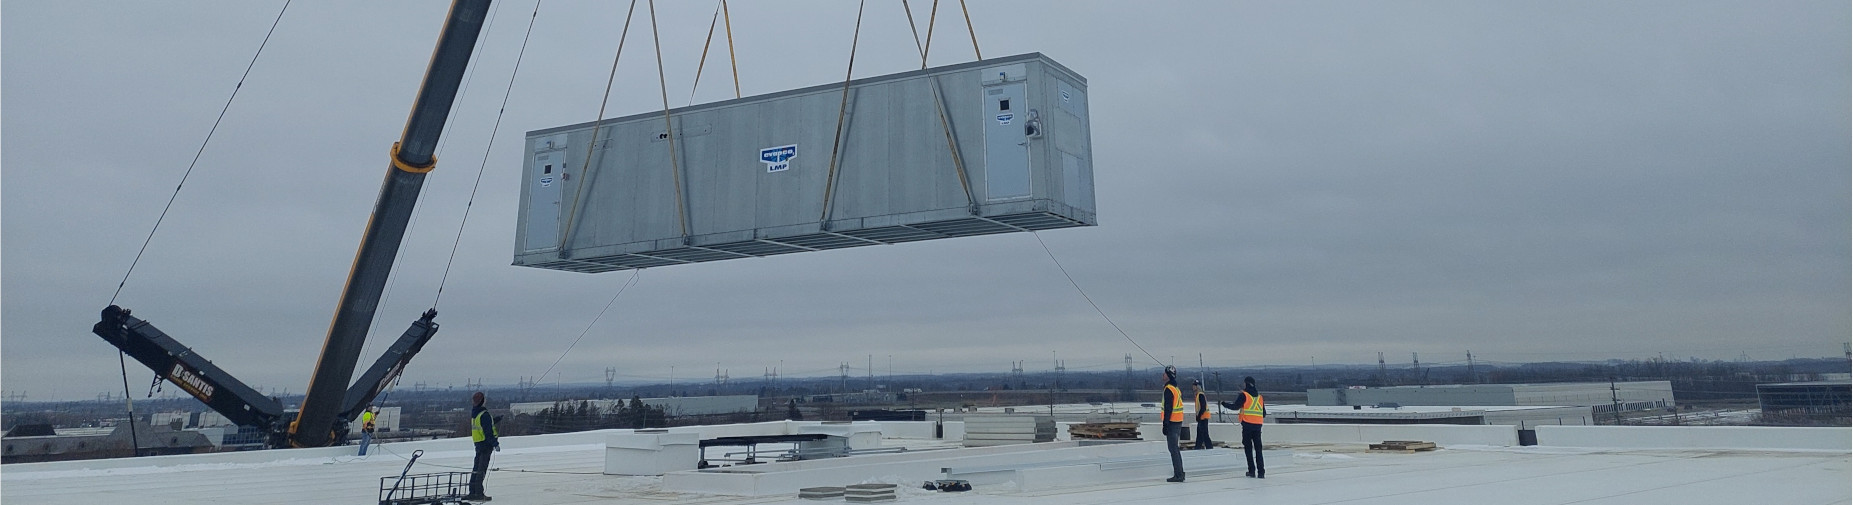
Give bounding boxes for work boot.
[1166,473,1185,483]
[463,494,492,502]
[1245,470,1255,478]
[1257,471,1265,479]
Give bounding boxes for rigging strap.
[559,0,640,255]
[818,0,868,226]
[649,0,691,239]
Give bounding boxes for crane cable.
[558,0,640,254]
[107,0,293,459]
[433,0,545,309]
[1033,232,1164,367]
[109,0,292,307]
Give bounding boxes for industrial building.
[1756,380,1851,417]
[509,395,759,417]
[1306,381,1675,412]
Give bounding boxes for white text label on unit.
[760,144,797,173]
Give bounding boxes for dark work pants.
[1194,419,1212,449]
[1163,423,1184,477]
[1241,423,1263,475]
[469,444,493,496]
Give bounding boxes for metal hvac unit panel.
[513,53,1094,271]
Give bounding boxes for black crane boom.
[288,0,490,448]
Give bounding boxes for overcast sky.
[4,1,1847,401]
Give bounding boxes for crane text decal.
[168,363,216,402]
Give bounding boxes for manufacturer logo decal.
[760,144,797,173]
[997,113,1014,125]
[539,176,554,187]
[1060,90,1071,102]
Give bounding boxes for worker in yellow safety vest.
[466,391,500,501]
[358,405,378,456]
[1161,366,1186,483]
[1192,379,1214,449]
[1237,376,1265,478]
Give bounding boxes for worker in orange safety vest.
[1161,366,1186,482]
[1236,376,1265,478]
[1192,379,1214,449]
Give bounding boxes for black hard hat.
[1164,365,1177,376]
[1192,378,1203,386]
[1244,376,1256,385]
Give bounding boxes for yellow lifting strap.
[391,142,436,174]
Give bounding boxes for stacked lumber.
[1368,440,1438,452]
[1068,422,1141,440]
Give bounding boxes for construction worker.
[1161,365,1186,483]
[1192,379,1213,449]
[465,391,500,502]
[1237,376,1265,478]
[358,405,378,456]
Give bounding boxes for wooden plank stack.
[1068,422,1142,440]
[1368,440,1438,453]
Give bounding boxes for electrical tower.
[1011,360,1024,389]
[1377,352,1388,386]
[1466,351,1476,384]
[839,362,851,393]
[606,367,617,391]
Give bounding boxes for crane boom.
[288,0,491,448]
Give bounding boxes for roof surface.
[4,420,1849,505]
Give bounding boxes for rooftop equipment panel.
[515,53,1094,272]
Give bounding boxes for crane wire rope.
[648,0,691,238]
[1032,231,1165,367]
[108,0,292,306]
[107,0,292,459]
[535,269,642,386]
[558,0,640,254]
[921,0,940,69]
[817,0,867,224]
[433,0,545,310]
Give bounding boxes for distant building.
[509,395,758,417]
[1755,381,1850,417]
[1306,381,1675,413]
[2,424,212,463]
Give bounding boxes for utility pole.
[1123,354,1135,401]
[1609,376,1624,425]
[868,355,874,392]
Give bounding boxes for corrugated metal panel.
[514,53,1094,271]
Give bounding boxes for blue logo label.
[1060,90,1071,102]
[538,176,554,187]
[997,113,1014,125]
[760,144,797,173]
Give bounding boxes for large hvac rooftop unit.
[514,53,1094,272]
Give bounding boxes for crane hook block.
[390,142,437,174]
